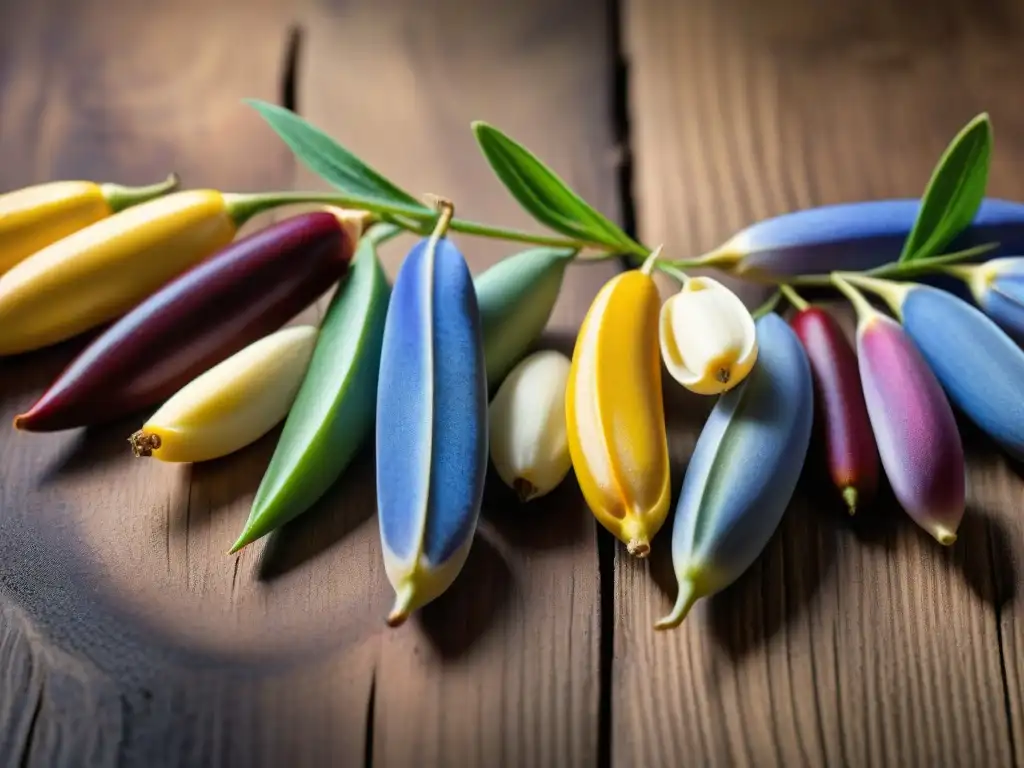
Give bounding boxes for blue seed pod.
[892,282,1024,461]
[375,214,488,627]
[951,258,1024,346]
[656,312,813,630]
[700,198,1024,277]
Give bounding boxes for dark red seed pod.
[790,306,879,513]
[14,210,360,432]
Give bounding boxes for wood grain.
[0,1,376,765]
[294,0,621,764]
[619,0,1023,766]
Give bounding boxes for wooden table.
[1,0,1021,765]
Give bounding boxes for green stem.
[778,283,809,311]
[101,172,179,212]
[830,273,880,323]
[221,190,598,251]
[837,272,912,318]
[657,263,690,284]
[752,289,782,319]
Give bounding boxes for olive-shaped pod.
[130,326,318,463]
[657,312,814,629]
[375,206,488,626]
[566,262,671,557]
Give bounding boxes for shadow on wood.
[257,449,377,581]
[35,413,143,485]
[414,524,513,662]
[481,465,589,552]
[949,504,1017,612]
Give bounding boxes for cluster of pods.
[5,174,1024,630]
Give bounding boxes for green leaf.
[247,99,429,215]
[472,121,643,253]
[900,112,993,262]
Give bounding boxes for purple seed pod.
[790,305,878,513]
[855,307,966,545]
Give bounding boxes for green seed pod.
[229,225,392,553]
[476,246,574,389]
[229,239,574,552]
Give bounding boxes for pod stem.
[837,272,912,318]
[640,244,665,276]
[830,273,882,324]
[779,283,810,312]
[842,486,858,516]
[654,578,699,630]
[220,191,594,250]
[128,431,161,458]
[387,584,417,628]
[101,173,179,212]
[751,289,782,319]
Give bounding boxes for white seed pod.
[130,325,318,463]
[488,349,572,501]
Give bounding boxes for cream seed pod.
[130,325,318,463]
[659,276,758,395]
[488,349,572,502]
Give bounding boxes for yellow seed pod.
[565,266,671,557]
[0,175,178,276]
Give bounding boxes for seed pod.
[229,227,391,554]
[14,210,361,432]
[656,312,813,630]
[790,305,878,513]
[375,205,488,627]
[692,198,1024,278]
[659,276,758,395]
[949,258,1024,345]
[0,174,179,276]
[836,277,965,545]
[129,326,317,463]
[566,264,671,557]
[861,276,1024,463]
[230,240,576,552]
[488,349,572,501]
[475,246,573,389]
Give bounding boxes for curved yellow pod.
[566,267,671,557]
[0,175,178,277]
[130,326,318,464]
[0,190,236,356]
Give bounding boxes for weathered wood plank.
[618,0,1023,766]
[0,2,375,765]
[296,0,621,764]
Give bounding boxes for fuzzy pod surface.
[375,221,488,627]
[657,312,813,630]
[898,283,1024,462]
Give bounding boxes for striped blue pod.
[656,312,813,630]
[702,198,1024,278]
[898,283,1024,461]
[375,228,488,627]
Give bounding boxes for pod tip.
[626,538,651,558]
[842,487,858,516]
[513,478,537,503]
[11,414,27,431]
[386,584,416,628]
[934,527,958,547]
[128,430,161,458]
[654,579,699,631]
